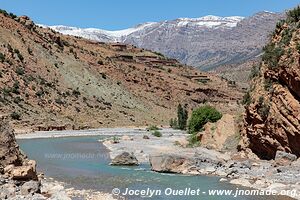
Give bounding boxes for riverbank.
[102,131,300,200]
[15,127,185,139]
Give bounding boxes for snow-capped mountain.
[44,15,244,43]
[45,12,283,71]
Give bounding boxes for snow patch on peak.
[176,15,244,28]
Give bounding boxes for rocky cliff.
[241,6,300,159]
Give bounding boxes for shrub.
[11,111,21,120]
[281,28,293,46]
[262,43,284,69]
[101,73,107,79]
[147,125,160,131]
[169,118,178,129]
[98,60,104,65]
[0,53,5,62]
[152,130,162,137]
[12,81,20,94]
[72,88,81,97]
[249,65,260,79]
[16,67,25,75]
[188,105,222,135]
[257,97,270,120]
[264,78,273,91]
[13,96,22,104]
[187,134,201,147]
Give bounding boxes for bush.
[72,88,81,97]
[12,81,20,94]
[11,111,21,120]
[264,78,273,91]
[262,43,284,69]
[257,97,270,120]
[188,105,222,135]
[152,130,162,137]
[98,60,104,65]
[169,118,178,129]
[249,65,260,79]
[0,53,5,62]
[16,67,25,75]
[187,134,201,147]
[147,125,160,131]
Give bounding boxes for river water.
[17,136,289,200]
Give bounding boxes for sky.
[0,0,299,30]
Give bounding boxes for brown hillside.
[0,12,243,131]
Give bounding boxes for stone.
[230,178,252,187]
[110,152,139,166]
[143,135,150,139]
[121,135,133,141]
[0,183,16,199]
[149,154,191,173]
[20,180,41,195]
[275,151,297,162]
[11,160,38,181]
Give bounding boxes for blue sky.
[0,0,299,30]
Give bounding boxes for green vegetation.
[188,105,222,135]
[15,66,25,75]
[11,111,21,120]
[187,134,201,147]
[257,96,270,120]
[0,53,5,62]
[264,78,273,92]
[281,28,293,45]
[98,60,104,65]
[249,65,260,79]
[242,91,251,106]
[147,125,160,131]
[177,104,188,130]
[14,49,24,62]
[152,130,162,137]
[169,118,178,129]
[12,81,20,94]
[286,6,300,23]
[262,43,284,69]
[72,88,81,97]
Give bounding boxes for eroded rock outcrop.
[241,7,300,159]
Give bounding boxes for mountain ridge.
[45,11,284,72]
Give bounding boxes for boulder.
[0,183,16,199]
[121,135,133,141]
[275,151,297,162]
[110,152,139,166]
[11,160,38,181]
[20,180,41,195]
[143,135,150,139]
[149,154,191,173]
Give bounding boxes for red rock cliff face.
[241,7,300,160]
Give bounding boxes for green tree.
[188,105,222,134]
[177,104,188,130]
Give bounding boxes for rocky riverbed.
[103,131,300,199]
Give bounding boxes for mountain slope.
[0,12,242,131]
[47,12,283,71]
[240,7,300,159]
